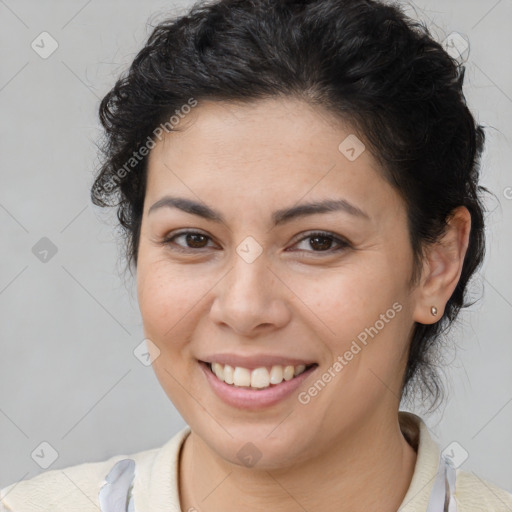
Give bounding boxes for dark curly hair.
[91,0,489,411]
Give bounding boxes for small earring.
[431,306,438,316]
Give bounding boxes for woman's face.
[137,97,420,468]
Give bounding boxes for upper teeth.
[210,362,308,389]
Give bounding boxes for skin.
[136,97,471,512]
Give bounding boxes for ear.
[412,206,472,324]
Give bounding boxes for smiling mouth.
[201,361,318,390]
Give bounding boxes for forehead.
[144,98,399,220]
[150,97,359,164]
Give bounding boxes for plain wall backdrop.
[1,0,511,492]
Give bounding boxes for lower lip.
[199,361,318,410]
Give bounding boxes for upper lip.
[200,354,317,370]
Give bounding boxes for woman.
[1,0,511,510]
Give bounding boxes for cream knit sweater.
[1,412,511,511]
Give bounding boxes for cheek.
[307,258,411,372]
[137,238,207,314]
[312,265,397,328]
[137,258,197,345]
[137,259,205,410]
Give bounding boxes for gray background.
[1,0,511,493]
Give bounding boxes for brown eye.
[159,229,350,256]
[160,230,215,252]
[183,233,209,248]
[309,234,334,251]
[291,231,351,254]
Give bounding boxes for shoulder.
[455,468,512,511]
[0,427,189,512]
[397,411,512,512]
[0,449,156,512]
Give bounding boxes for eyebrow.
[148,196,370,226]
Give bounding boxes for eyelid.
[288,230,351,253]
[159,229,217,252]
[159,229,351,254]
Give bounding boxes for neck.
[178,412,417,512]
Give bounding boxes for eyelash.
[158,230,351,255]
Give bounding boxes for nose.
[209,247,291,337]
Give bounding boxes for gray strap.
[99,458,136,512]
[426,454,457,512]
[445,459,458,512]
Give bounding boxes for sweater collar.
[397,411,443,511]
[134,411,441,512]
